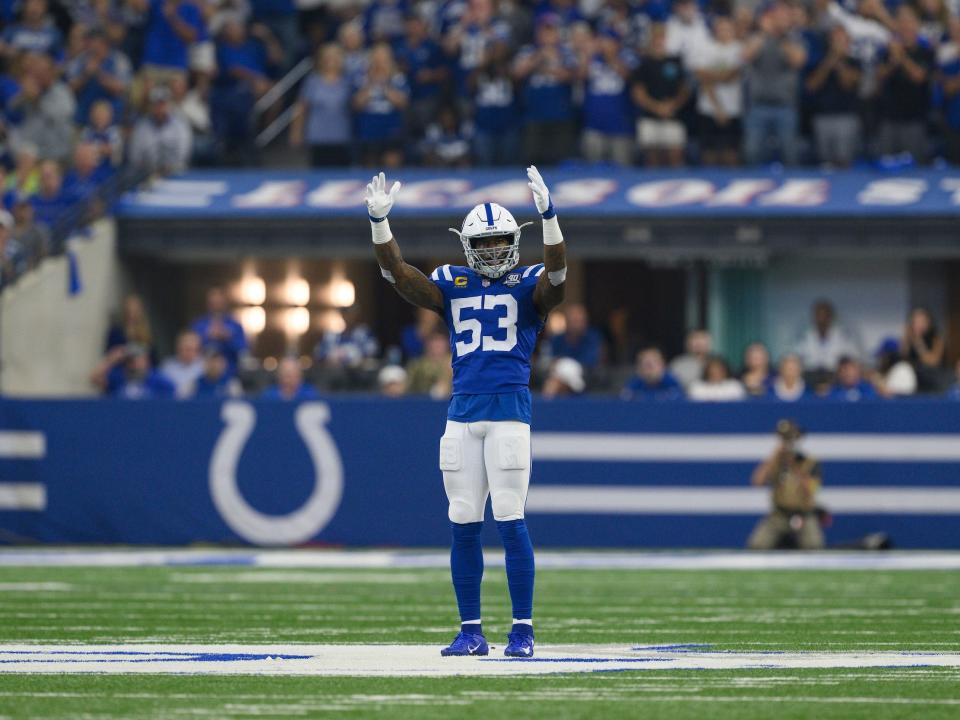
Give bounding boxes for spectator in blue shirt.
[138,0,205,72]
[942,20,960,165]
[262,356,321,401]
[81,100,124,168]
[352,43,410,168]
[365,0,409,45]
[30,160,76,231]
[193,347,243,398]
[65,28,132,126]
[580,27,637,166]
[550,303,604,369]
[250,0,300,70]
[420,104,472,166]
[63,142,112,208]
[191,286,248,375]
[101,344,176,400]
[827,356,880,401]
[621,346,685,401]
[395,13,447,134]
[0,0,63,61]
[442,0,512,98]
[290,44,353,167]
[315,307,379,369]
[470,41,518,165]
[338,20,369,87]
[513,14,577,166]
[212,17,281,164]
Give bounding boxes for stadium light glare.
[237,276,266,306]
[285,277,311,307]
[319,309,346,334]
[237,306,266,336]
[283,307,310,336]
[327,277,355,308]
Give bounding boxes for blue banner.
[116,169,960,219]
[0,398,958,548]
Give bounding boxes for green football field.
[0,554,958,719]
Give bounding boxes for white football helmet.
[449,203,533,279]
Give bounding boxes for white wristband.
[542,215,563,246]
[370,217,392,244]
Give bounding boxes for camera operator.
[747,419,825,550]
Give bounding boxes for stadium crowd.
[0,0,957,194]
[274,0,959,167]
[91,287,960,401]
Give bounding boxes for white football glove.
[526,165,553,217]
[365,171,401,220]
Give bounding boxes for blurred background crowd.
[1,0,959,195]
[93,286,960,401]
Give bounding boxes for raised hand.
[365,171,401,220]
[526,165,552,216]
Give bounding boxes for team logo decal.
[209,401,343,546]
[504,273,521,287]
[454,276,468,287]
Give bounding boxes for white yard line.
[2,549,960,570]
[0,645,958,677]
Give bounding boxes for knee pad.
[491,489,524,522]
[448,499,481,525]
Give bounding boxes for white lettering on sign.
[857,179,927,205]
[402,179,472,207]
[553,179,618,207]
[232,181,305,208]
[306,181,366,208]
[463,180,531,208]
[708,180,775,206]
[627,180,714,207]
[132,180,228,208]
[757,180,828,207]
[939,178,960,205]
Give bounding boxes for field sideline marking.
[2,549,960,570]
[0,645,959,677]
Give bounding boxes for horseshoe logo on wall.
[209,401,344,546]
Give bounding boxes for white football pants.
[439,420,531,524]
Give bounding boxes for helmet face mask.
[449,203,531,279]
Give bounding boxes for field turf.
[0,560,958,718]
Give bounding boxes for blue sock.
[450,521,484,625]
[496,519,535,621]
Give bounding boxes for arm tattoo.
[374,239,444,314]
[533,241,566,317]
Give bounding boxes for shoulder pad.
[430,264,456,284]
[521,264,545,283]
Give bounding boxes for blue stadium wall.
[0,398,958,549]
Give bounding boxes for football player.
[365,167,566,658]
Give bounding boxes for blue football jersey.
[430,262,546,400]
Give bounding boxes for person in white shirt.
[159,330,205,399]
[794,299,861,372]
[669,328,712,389]
[689,355,747,401]
[666,0,711,68]
[689,14,745,165]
